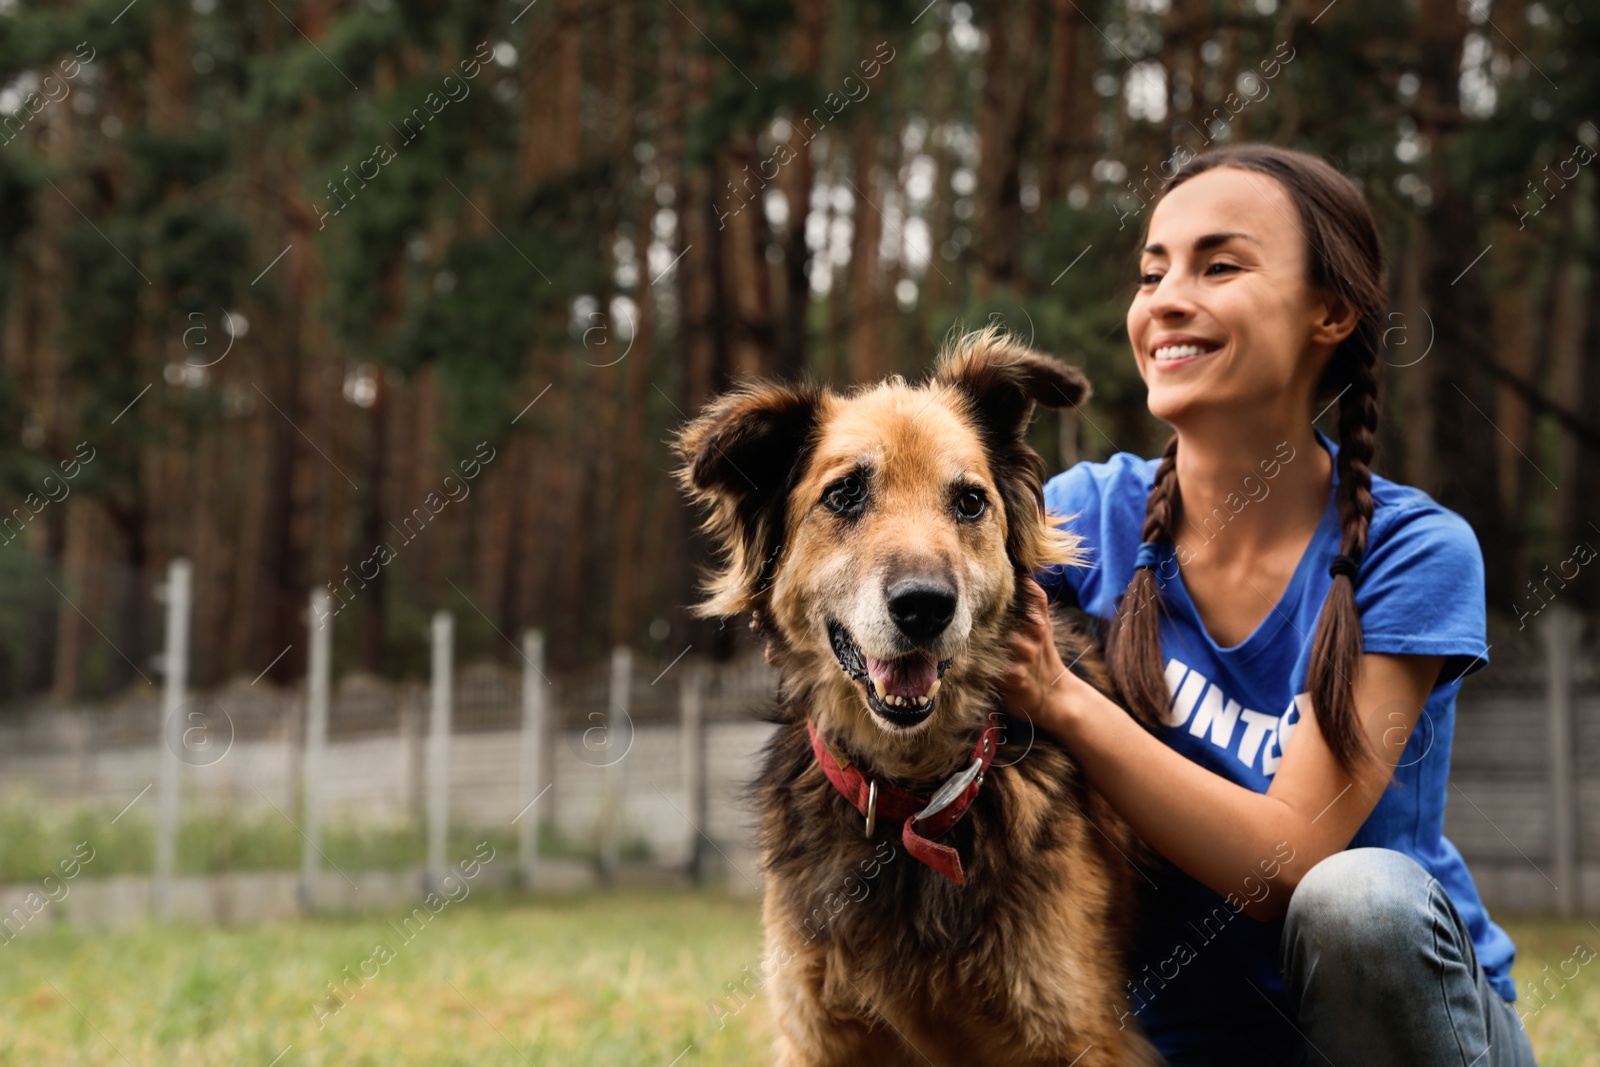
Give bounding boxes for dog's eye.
[955,488,987,520]
[823,474,867,514]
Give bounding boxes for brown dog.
[673,327,1159,1067]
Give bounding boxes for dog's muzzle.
[828,619,953,727]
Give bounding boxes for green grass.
[0,803,649,882]
[1501,917,1600,1066]
[0,892,1592,1065]
[0,888,772,1066]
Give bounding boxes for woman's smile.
[1149,333,1225,371]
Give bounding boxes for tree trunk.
[847,116,886,381]
[1416,0,1517,606]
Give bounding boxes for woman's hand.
[995,577,1073,730]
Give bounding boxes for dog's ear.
[672,379,822,618]
[932,329,1092,574]
[932,329,1092,445]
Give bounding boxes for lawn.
[1501,916,1600,1067]
[0,889,1593,1066]
[0,803,643,882]
[1,888,771,1067]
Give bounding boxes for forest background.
[0,0,1595,702]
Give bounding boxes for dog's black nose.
[886,581,957,642]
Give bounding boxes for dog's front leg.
[764,933,918,1067]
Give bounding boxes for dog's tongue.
[864,650,938,698]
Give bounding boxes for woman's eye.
[1139,271,1163,286]
[823,474,867,514]
[1205,261,1240,275]
[955,488,987,520]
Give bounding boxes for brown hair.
[1105,143,1386,777]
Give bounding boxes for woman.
[997,144,1537,1066]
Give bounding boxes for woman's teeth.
[1152,343,1213,360]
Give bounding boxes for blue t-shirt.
[1035,426,1516,1058]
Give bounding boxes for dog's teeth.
[874,677,888,700]
[926,679,941,699]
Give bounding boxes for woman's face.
[1127,166,1341,427]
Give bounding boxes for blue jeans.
[1161,848,1538,1066]
[1282,847,1536,1066]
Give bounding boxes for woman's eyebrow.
[1142,232,1260,256]
[1194,231,1259,251]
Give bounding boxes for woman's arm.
[998,578,1444,922]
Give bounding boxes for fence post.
[517,629,547,888]
[153,558,192,921]
[599,645,631,883]
[399,685,423,820]
[300,588,332,912]
[682,661,707,884]
[426,611,453,895]
[1541,603,1578,916]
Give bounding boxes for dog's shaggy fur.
[674,328,1159,1067]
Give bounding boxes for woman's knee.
[1283,847,1434,959]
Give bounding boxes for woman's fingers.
[1020,580,1052,641]
[1022,576,1050,624]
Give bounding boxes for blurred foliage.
[0,0,1594,696]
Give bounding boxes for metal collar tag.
[914,755,983,824]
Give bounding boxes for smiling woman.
[1003,144,1541,1067]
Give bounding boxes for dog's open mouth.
[828,620,953,727]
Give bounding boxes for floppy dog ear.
[932,329,1092,574]
[672,379,822,618]
[932,329,1092,443]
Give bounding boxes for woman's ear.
[671,379,822,618]
[1310,293,1361,348]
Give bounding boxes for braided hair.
[1105,144,1387,777]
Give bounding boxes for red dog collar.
[806,714,1004,885]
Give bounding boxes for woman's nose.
[1146,271,1198,320]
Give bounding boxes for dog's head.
[673,328,1091,762]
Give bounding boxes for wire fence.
[0,558,788,931]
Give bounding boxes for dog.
[673,327,1160,1067]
